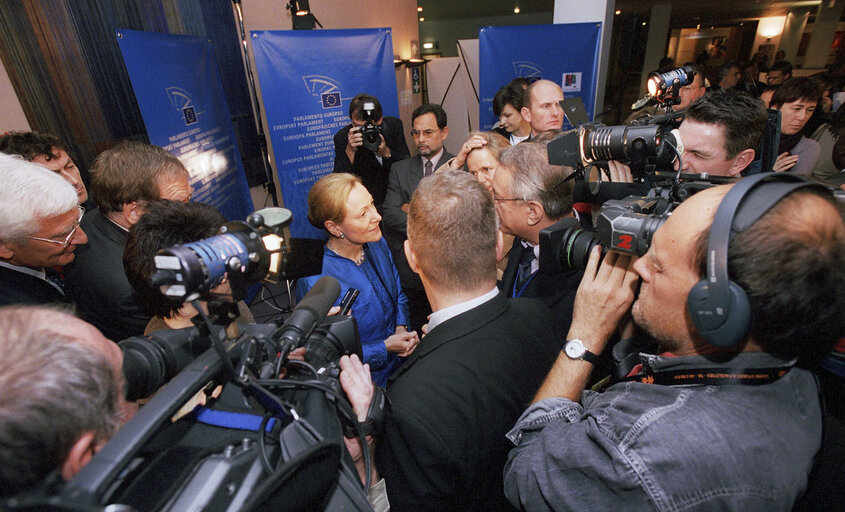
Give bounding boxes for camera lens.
[559,226,599,271]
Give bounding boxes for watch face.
[565,340,585,359]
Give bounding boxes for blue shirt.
[504,352,821,511]
[296,237,410,387]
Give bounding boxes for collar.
[427,287,498,332]
[422,148,445,170]
[519,239,540,274]
[0,260,62,294]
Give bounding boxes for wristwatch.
[563,338,599,364]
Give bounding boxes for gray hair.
[0,152,78,242]
[0,306,122,497]
[498,142,575,220]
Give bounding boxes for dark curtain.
[0,0,265,186]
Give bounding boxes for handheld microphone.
[274,276,341,357]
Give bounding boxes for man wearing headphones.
[503,175,845,510]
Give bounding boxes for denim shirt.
[504,352,822,512]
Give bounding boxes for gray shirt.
[504,352,821,512]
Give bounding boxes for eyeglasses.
[24,206,84,247]
[410,128,441,138]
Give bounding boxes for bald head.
[521,79,565,135]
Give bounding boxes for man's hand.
[773,152,799,172]
[339,355,378,486]
[346,126,364,164]
[568,247,640,351]
[376,134,391,159]
[452,134,488,169]
[532,247,639,403]
[606,160,633,183]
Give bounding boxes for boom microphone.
[274,275,341,357]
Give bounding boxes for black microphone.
[573,181,651,204]
[274,275,341,356]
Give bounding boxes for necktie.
[424,160,433,177]
[515,247,535,290]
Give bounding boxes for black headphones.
[686,173,831,348]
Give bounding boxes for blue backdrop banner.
[251,28,399,239]
[479,23,602,131]
[115,28,253,222]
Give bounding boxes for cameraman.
[677,89,767,176]
[333,94,410,209]
[502,181,844,510]
[0,306,136,498]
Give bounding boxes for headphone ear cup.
[686,280,752,348]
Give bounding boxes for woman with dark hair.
[493,83,531,145]
[770,77,823,175]
[297,173,418,386]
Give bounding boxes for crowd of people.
[1,64,844,512]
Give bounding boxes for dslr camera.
[359,101,383,153]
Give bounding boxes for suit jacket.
[499,236,583,336]
[376,292,559,511]
[333,116,410,207]
[381,150,455,290]
[64,208,150,341]
[0,264,68,306]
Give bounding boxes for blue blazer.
[296,237,410,386]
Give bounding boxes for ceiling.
[416,1,829,27]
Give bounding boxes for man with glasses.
[382,103,454,332]
[333,94,411,209]
[64,141,191,341]
[0,153,87,306]
[493,142,583,336]
[767,60,793,86]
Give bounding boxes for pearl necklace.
[327,239,365,266]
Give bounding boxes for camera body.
[360,101,382,153]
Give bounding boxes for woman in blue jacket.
[296,173,419,386]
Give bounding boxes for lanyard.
[511,270,538,298]
[619,364,794,386]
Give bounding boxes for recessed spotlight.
[514,7,520,13]
[615,10,621,15]
[642,22,647,26]
[419,17,424,21]
[417,6,423,12]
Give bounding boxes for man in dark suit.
[63,141,192,341]
[333,94,410,209]
[0,153,86,306]
[493,142,582,337]
[338,170,560,511]
[382,103,454,332]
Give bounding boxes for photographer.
[502,179,844,511]
[333,94,410,209]
[677,89,767,176]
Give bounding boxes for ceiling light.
[514,7,520,13]
[419,17,424,21]
[417,6,423,12]
[423,42,434,49]
[615,10,621,15]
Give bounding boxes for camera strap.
[618,363,795,387]
[192,405,280,432]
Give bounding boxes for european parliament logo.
[182,106,198,125]
[321,92,341,109]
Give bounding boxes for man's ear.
[61,431,99,481]
[0,241,14,260]
[404,239,420,275]
[495,230,504,262]
[441,126,449,141]
[525,200,545,226]
[521,106,532,124]
[728,148,756,176]
[122,201,146,226]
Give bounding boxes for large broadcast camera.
[9,209,382,511]
[541,65,737,272]
[359,101,382,153]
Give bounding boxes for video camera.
[8,210,383,511]
[360,101,382,153]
